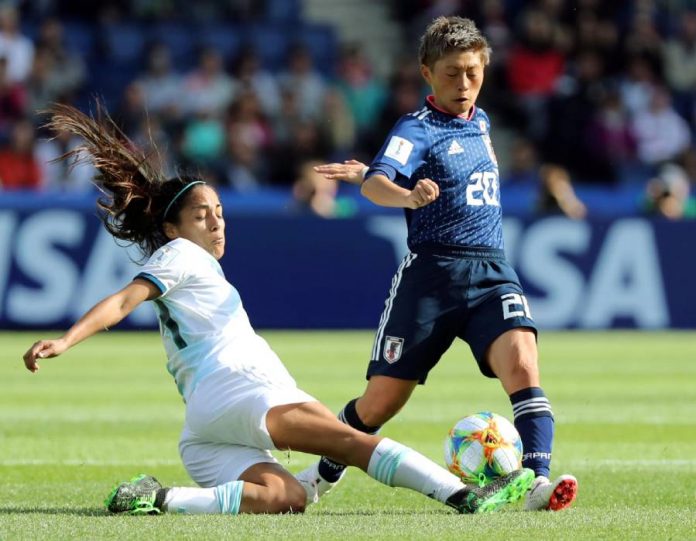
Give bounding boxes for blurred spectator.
[504,137,539,186]
[0,4,34,84]
[0,56,27,137]
[544,49,612,181]
[662,11,696,125]
[131,115,176,179]
[232,47,281,117]
[631,85,691,166]
[181,47,236,116]
[271,86,303,146]
[0,119,41,190]
[270,117,330,187]
[480,0,512,62]
[277,44,328,122]
[623,10,664,74]
[643,163,696,219]
[506,9,567,142]
[537,163,587,219]
[135,42,183,120]
[180,112,226,175]
[619,55,658,116]
[317,87,356,158]
[25,47,63,114]
[225,90,272,191]
[570,7,621,75]
[113,81,147,138]
[334,44,387,149]
[34,127,96,191]
[586,88,636,182]
[34,18,86,102]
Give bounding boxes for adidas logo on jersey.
[448,140,464,155]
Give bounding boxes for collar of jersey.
[425,95,476,120]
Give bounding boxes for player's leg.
[105,462,308,515]
[309,376,417,489]
[316,252,457,486]
[296,378,414,503]
[267,400,534,513]
[462,261,577,511]
[106,422,312,516]
[487,329,577,511]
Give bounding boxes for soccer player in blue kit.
[313,16,577,511]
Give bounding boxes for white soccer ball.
[444,411,522,485]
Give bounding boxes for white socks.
[367,437,465,503]
[163,481,244,514]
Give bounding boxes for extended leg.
[488,328,577,511]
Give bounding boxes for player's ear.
[163,221,178,240]
[420,64,433,85]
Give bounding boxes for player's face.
[421,49,485,116]
[168,185,226,259]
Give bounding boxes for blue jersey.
[368,97,502,250]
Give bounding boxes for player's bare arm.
[362,174,440,209]
[313,159,367,185]
[22,278,159,372]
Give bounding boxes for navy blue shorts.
[367,246,537,383]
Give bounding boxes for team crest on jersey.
[152,245,179,266]
[383,336,404,363]
[482,134,498,166]
[479,120,487,133]
[448,139,464,155]
[384,136,414,165]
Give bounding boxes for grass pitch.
[1,330,695,540]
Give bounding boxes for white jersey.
[136,237,296,401]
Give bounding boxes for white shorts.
[179,365,316,487]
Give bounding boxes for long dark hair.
[45,103,203,257]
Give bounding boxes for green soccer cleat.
[447,468,535,514]
[104,474,165,515]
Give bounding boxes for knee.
[508,351,538,380]
[285,485,308,514]
[488,332,539,388]
[263,481,307,514]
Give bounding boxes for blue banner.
[0,195,694,329]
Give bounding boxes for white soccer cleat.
[524,474,578,511]
[295,463,345,505]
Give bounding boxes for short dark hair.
[418,16,491,68]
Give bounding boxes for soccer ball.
[444,411,522,485]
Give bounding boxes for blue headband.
[163,181,206,220]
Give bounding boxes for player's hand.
[406,178,439,209]
[313,160,366,185]
[23,338,67,373]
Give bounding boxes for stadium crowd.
[0,0,694,219]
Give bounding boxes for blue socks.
[318,398,381,482]
[509,387,554,478]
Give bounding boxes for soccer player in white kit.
[22,104,534,516]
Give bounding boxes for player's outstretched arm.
[22,279,159,373]
[313,160,367,185]
[362,175,440,209]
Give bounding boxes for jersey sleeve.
[369,116,429,181]
[135,243,188,297]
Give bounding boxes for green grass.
[1,330,695,540]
